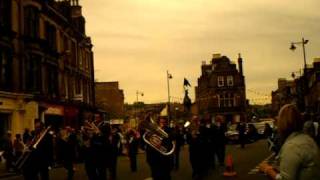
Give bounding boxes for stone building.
[195,53,247,122]
[271,78,295,116]
[0,0,95,136]
[95,82,125,119]
[271,58,320,118]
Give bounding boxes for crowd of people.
[1,105,320,180]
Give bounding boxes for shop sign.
[45,105,64,115]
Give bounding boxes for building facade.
[271,58,320,119]
[0,0,95,136]
[195,54,247,122]
[95,82,125,119]
[271,78,295,116]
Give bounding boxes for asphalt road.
[2,139,271,180]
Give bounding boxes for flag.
[184,78,191,87]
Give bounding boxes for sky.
[81,0,320,104]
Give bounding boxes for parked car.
[225,124,240,144]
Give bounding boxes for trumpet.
[140,117,175,156]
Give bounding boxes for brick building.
[0,0,95,136]
[95,82,125,119]
[195,54,247,122]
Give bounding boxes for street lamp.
[290,38,309,70]
[290,37,309,112]
[136,90,144,103]
[167,70,173,123]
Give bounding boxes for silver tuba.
[139,117,175,156]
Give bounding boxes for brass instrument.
[14,126,52,170]
[140,117,175,156]
[82,120,102,135]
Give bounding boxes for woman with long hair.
[260,104,320,179]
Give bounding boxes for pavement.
[1,139,271,180]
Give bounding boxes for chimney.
[238,53,243,76]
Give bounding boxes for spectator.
[13,134,24,162]
[260,104,320,179]
[1,131,14,172]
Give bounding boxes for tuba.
[139,117,175,156]
[14,126,52,170]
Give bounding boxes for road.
[3,140,271,180]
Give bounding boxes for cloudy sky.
[81,0,320,104]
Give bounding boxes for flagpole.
[167,70,171,124]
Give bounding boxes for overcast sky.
[81,0,320,104]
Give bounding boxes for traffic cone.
[223,154,237,177]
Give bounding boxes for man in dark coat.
[126,129,139,172]
[146,118,174,180]
[22,120,54,180]
[237,121,246,148]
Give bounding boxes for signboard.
[45,104,64,115]
[110,119,124,125]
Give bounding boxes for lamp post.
[136,90,144,103]
[135,91,144,124]
[290,37,309,112]
[167,70,173,123]
[290,37,309,71]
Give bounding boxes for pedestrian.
[236,121,246,148]
[263,123,273,139]
[23,128,31,145]
[214,116,227,167]
[13,134,24,163]
[260,104,320,180]
[126,129,139,172]
[1,131,14,172]
[145,117,174,180]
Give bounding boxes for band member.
[213,116,227,167]
[126,129,140,172]
[22,120,54,180]
[109,126,121,180]
[56,128,76,180]
[146,117,174,180]
[81,120,111,180]
[173,125,184,170]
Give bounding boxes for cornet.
[140,117,175,156]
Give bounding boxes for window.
[45,22,57,50]
[218,93,235,107]
[71,41,77,66]
[75,78,82,95]
[227,76,234,86]
[26,54,41,92]
[0,49,12,90]
[47,65,58,97]
[0,0,11,28]
[217,76,224,87]
[24,6,39,38]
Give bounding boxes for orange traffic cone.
[223,154,237,177]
